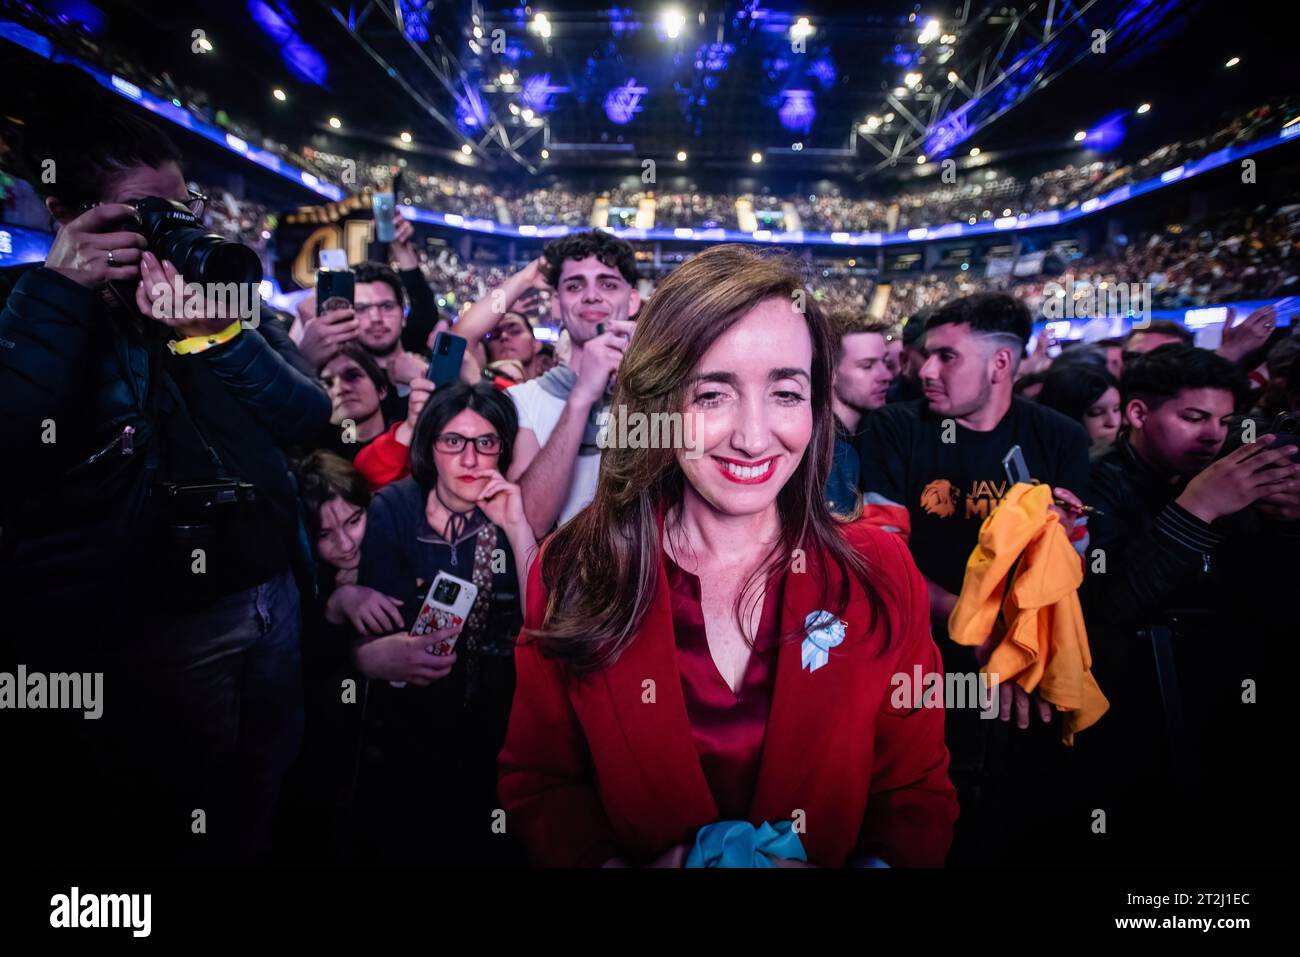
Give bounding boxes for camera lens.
[134,197,262,287]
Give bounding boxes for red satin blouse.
[662,551,785,821]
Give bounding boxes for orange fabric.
[947,482,1108,745]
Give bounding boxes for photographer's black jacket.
[0,263,331,631]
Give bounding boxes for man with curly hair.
[504,231,642,536]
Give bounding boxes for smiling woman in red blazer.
[498,244,957,868]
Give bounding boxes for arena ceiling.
[45,0,1289,185]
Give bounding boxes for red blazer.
[497,519,958,867]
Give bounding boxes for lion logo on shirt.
[919,479,958,517]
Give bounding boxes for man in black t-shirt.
[857,294,1091,612]
[856,292,1091,865]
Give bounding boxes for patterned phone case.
[412,602,464,655]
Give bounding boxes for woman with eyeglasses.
[346,382,536,865]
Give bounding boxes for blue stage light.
[810,57,836,88]
[779,89,815,134]
[605,80,648,124]
[248,0,328,87]
[522,74,568,114]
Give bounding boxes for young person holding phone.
[498,245,957,868]
[348,382,536,864]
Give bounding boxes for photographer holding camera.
[0,69,331,864]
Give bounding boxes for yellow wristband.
[169,320,243,356]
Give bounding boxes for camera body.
[131,197,262,286]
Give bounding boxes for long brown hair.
[534,244,887,674]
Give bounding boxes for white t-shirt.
[508,378,602,529]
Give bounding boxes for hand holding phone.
[373,192,396,243]
[428,332,468,387]
[411,571,479,654]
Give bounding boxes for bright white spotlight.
[328,116,341,129]
[661,7,686,39]
[1074,130,1088,141]
[917,155,927,164]
[947,71,959,84]
[533,14,552,39]
[904,72,922,89]
[461,144,473,155]
[272,88,286,101]
[791,17,814,41]
[498,72,515,86]
[676,150,687,161]
[1137,102,1152,114]
[1225,56,1240,68]
[196,36,213,53]
[969,146,981,157]
[521,108,534,121]
[400,131,412,143]
[509,103,520,115]
[540,149,550,159]
[918,18,941,45]
[751,151,763,164]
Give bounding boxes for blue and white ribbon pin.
[801,611,846,674]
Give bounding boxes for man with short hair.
[857,293,1091,617]
[1120,318,1193,365]
[1079,344,1298,864]
[1095,337,1124,379]
[856,291,1092,865]
[826,309,896,513]
[504,231,641,536]
[295,211,441,377]
[886,309,928,403]
[350,260,430,423]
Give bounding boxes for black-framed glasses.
[185,188,208,219]
[435,432,502,455]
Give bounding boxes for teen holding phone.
[347,382,536,865]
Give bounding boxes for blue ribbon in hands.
[686,820,807,868]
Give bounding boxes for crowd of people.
[2,56,1295,874]
[307,90,1293,235]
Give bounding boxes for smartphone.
[1002,444,1031,486]
[372,191,396,243]
[1268,413,1300,463]
[411,570,479,654]
[428,332,467,387]
[316,249,354,313]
